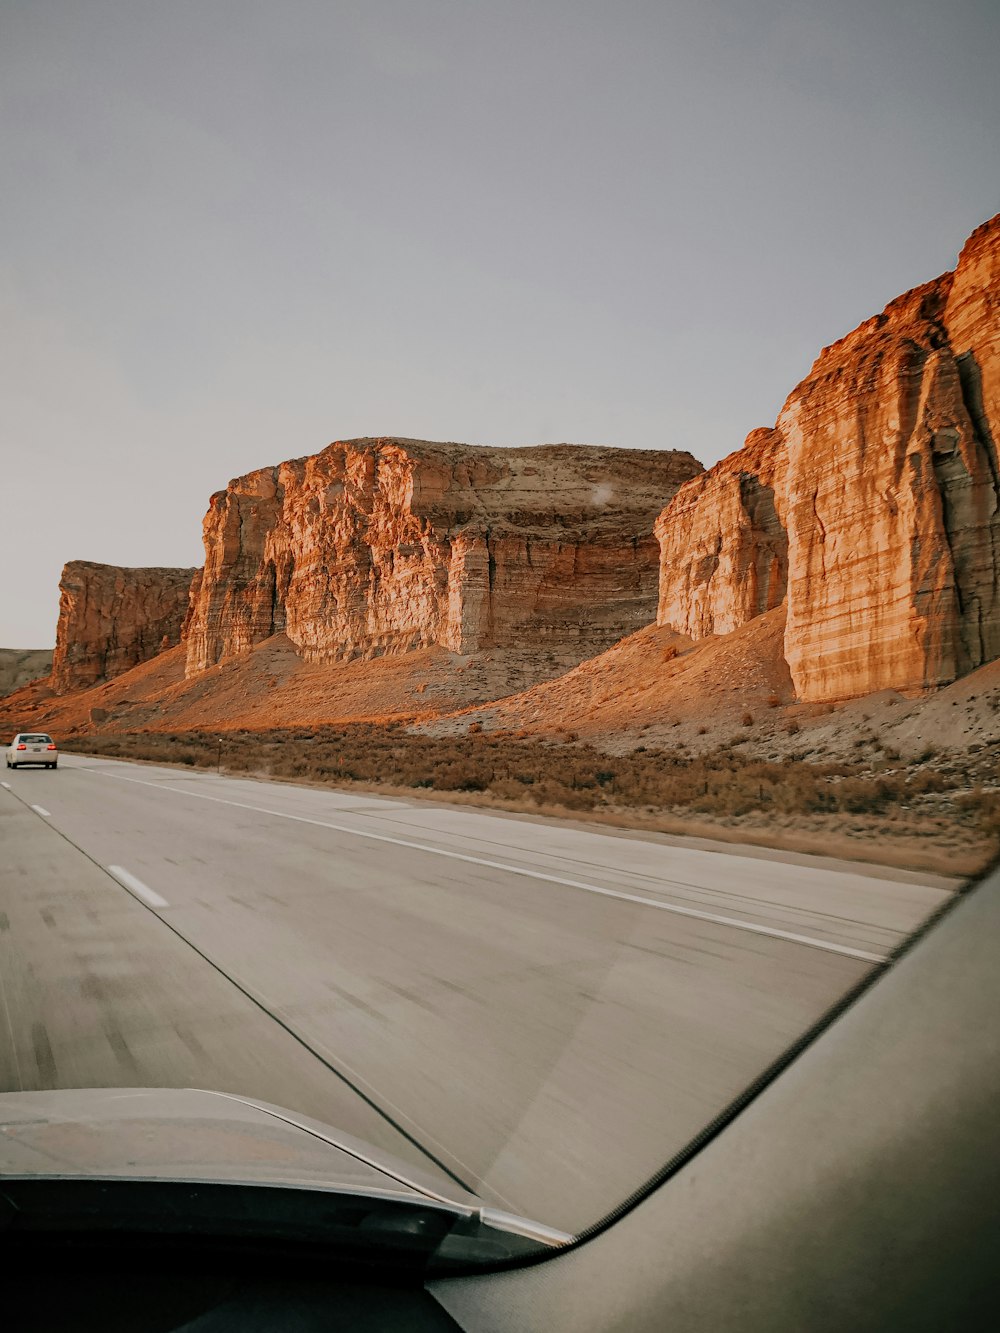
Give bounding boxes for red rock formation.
[184,441,703,675]
[656,428,786,640]
[656,213,1000,702]
[52,561,199,693]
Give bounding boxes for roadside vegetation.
[61,726,1000,875]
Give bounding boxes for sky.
[2,0,998,646]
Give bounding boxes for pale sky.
[3,0,998,646]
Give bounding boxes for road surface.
[0,754,953,1232]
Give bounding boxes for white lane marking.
[30,804,51,818]
[87,765,885,963]
[1,781,10,789]
[107,865,169,909]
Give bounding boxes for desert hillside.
[0,633,592,738]
[0,648,53,699]
[420,604,1000,766]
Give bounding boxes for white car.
[6,733,59,769]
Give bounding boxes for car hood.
[0,1087,568,1246]
[0,1087,469,1201]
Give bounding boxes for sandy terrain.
[417,607,1000,766]
[0,634,586,737]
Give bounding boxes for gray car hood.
[0,1087,569,1246]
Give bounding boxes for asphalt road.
[0,754,953,1233]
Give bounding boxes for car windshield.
[2,740,957,1241]
[0,3,996,1275]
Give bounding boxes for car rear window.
[20,735,52,744]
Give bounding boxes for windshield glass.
[0,2,995,1269]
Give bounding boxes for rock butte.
[51,561,198,693]
[656,212,1000,702]
[182,441,703,675]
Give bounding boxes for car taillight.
[47,744,57,750]
[16,744,26,750]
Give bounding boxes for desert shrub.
[835,777,891,814]
[907,769,948,795]
[956,787,1000,835]
[741,712,754,727]
[553,786,599,811]
[434,761,491,791]
[58,724,981,842]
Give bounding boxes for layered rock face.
[656,427,786,639]
[184,441,702,675]
[656,213,1000,701]
[52,561,199,693]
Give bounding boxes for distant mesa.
[0,648,53,699]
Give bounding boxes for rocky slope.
[0,633,596,738]
[183,440,702,675]
[0,648,53,698]
[656,212,1000,701]
[51,560,199,693]
[418,603,1000,773]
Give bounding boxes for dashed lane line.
[107,865,169,909]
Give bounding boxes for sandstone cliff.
[656,213,1000,701]
[52,560,199,693]
[656,427,786,640]
[184,441,702,675]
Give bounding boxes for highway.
[0,754,953,1234]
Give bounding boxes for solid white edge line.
[86,763,886,964]
[107,865,169,909]
[0,781,10,789]
[30,804,51,818]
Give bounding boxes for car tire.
[10,763,17,770]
